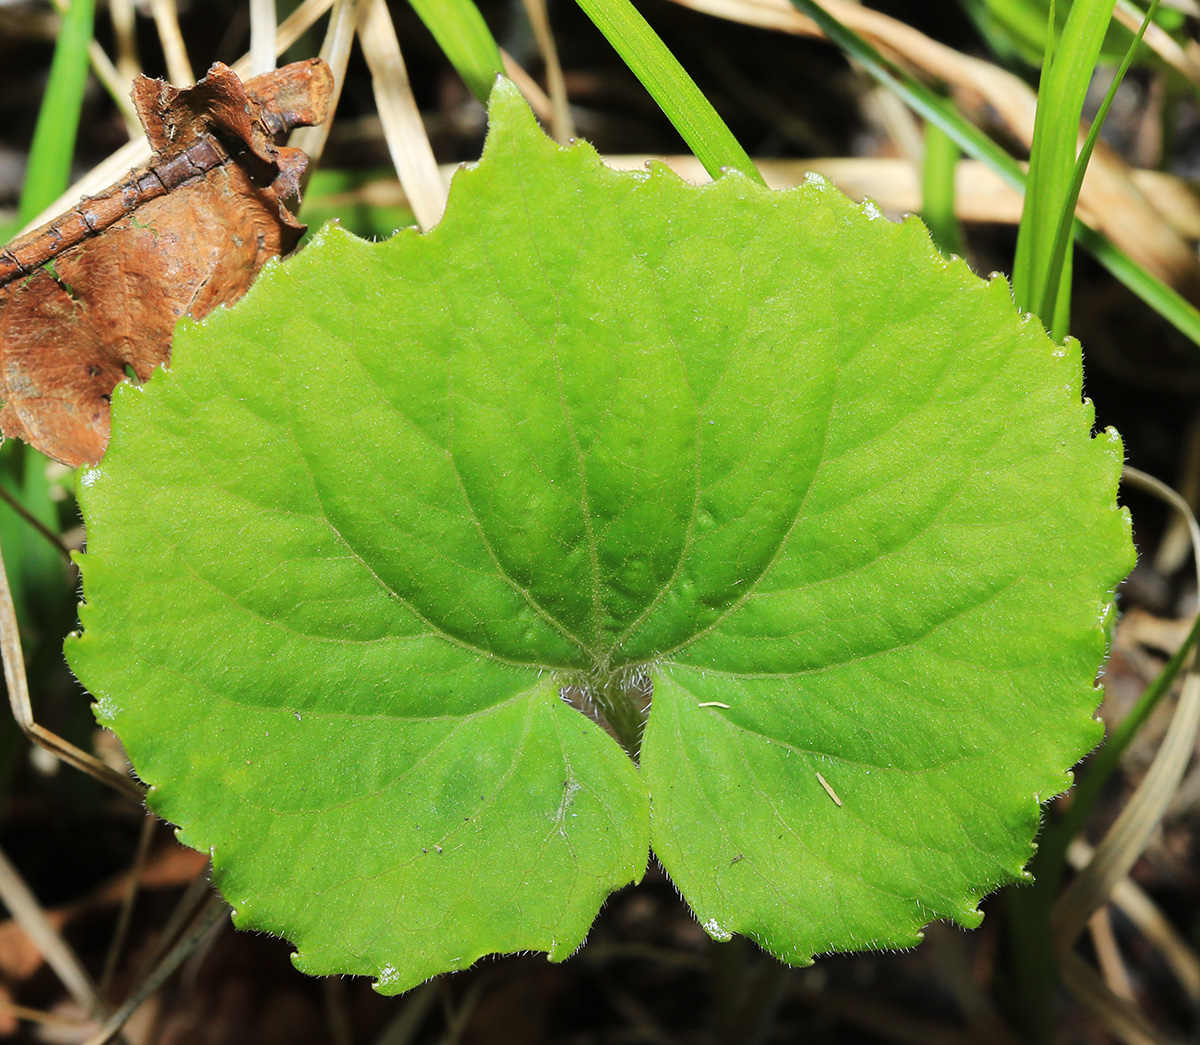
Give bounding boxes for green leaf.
[573,0,764,184]
[68,80,1133,989]
[405,0,504,104]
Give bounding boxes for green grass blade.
[1038,0,1159,334]
[921,118,964,257]
[573,0,764,184]
[405,0,504,104]
[788,0,1200,353]
[19,0,96,225]
[1014,0,1116,336]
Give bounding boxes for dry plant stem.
[291,0,359,176]
[178,902,225,995]
[17,0,336,238]
[1069,837,1200,1002]
[235,0,336,76]
[1049,467,1200,1043]
[0,1000,88,1030]
[0,843,99,1013]
[1114,0,1200,89]
[1053,467,1200,951]
[501,51,555,121]
[520,0,575,141]
[1154,409,1200,574]
[0,485,71,561]
[1089,905,1136,1001]
[109,0,141,88]
[147,0,193,85]
[132,863,215,981]
[1059,952,1173,1045]
[862,87,922,166]
[0,532,144,801]
[356,0,445,230]
[250,0,278,77]
[98,813,158,997]
[80,892,229,1045]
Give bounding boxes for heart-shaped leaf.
[67,80,1133,992]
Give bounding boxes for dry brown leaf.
[0,58,333,468]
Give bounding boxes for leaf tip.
[370,962,412,996]
[952,904,985,931]
[92,692,121,723]
[481,76,554,161]
[701,917,734,942]
[858,197,887,222]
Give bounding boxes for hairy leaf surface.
[68,80,1133,992]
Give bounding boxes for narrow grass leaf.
[921,118,963,257]
[406,0,504,103]
[965,0,1183,66]
[19,0,96,225]
[1013,0,1115,335]
[46,0,138,133]
[1039,0,1160,335]
[788,0,1200,352]
[574,0,764,183]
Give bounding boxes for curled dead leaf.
[0,58,334,467]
